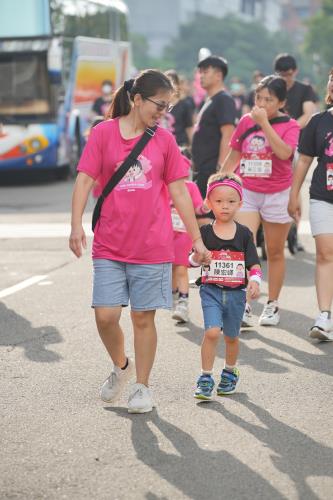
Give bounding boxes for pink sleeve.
[229,116,249,151]
[187,182,203,209]
[163,134,188,184]
[281,120,301,150]
[77,126,102,180]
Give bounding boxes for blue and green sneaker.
[217,368,240,395]
[194,374,215,401]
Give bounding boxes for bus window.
[0,52,51,120]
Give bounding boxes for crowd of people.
[69,53,333,413]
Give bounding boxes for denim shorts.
[92,259,172,311]
[199,284,246,338]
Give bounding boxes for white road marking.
[0,275,48,298]
[0,221,311,238]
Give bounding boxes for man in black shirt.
[192,56,236,198]
[274,54,318,128]
[91,79,114,119]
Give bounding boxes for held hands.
[69,225,87,258]
[250,106,269,127]
[248,280,260,300]
[193,238,211,265]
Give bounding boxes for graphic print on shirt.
[116,154,153,191]
[240,132,272,177]
[324,132,333,191]
[193,98,212,133]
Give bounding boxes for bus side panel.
[0,124,61,171]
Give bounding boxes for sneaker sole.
[194,393,213,401]
[309,327,333,341]
[128,406,153,414]
[259,319,280,326]
[217,388,236,396]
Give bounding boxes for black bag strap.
[237,115,291,145]
[92,125,157,232]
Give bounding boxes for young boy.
[189,173,261,399]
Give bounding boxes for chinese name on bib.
[201,250,246,287]
[240,152,272,177]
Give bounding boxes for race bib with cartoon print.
[201,250,245,287]
[240,152,272,177]
[327,164,333,191]
[171,208,186,232]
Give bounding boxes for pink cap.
[206,179,243,200]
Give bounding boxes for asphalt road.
[0,176,332,500]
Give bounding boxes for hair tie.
[124,79,135,93]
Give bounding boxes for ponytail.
[105,85,131,119]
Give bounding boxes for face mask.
[102,84,112,94]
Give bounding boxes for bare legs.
[172,265,189,294]
[314,234,333,312]
[201,327,239,372]
[95,307,157,386]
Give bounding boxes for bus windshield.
[0,52,51,121]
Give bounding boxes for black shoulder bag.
[236,116,291,145]
[92,125,157,232]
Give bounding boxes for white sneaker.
[259,301,280,326]
[128,383,153,414]
[172,298,189,323]
[309,312,333,341]
[241,303,253,328]
[100,358,135,403]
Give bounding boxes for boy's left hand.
[248,280,260,299]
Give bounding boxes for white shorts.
[240,187,293,224]
[309,199,333,236]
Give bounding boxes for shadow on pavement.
[106,406,285,500]
[0,302,63,362]
[201,394,333,500]
[177,305,333,377]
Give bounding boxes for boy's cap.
[197,55,228,77]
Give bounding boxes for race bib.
[326,164,333,191]
[171,207,186,232]
[201,250,246,287]
[240,153,272,177]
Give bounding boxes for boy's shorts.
[200,284,246,338]
[92,259,172,311]
[240,187,293,224]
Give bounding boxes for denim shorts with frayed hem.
[92,259,172,311]
[200,284,246,338]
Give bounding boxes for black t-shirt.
[285,81,317,120]
[298,110,333,204]
[192,90,236,171]
[198,222,260,290]
[170,98,194,146]
[92,97,112,116]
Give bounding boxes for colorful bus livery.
[0,0,131,177]
[0,124,60,170]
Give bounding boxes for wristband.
[249,268,262,286]
[188,253,201,267]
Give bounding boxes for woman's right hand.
[69,225,87,258]
[287,193,300,221]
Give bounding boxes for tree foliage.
[164,13,296,84]
[305,0,333,69]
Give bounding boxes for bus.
[0,0,132,177]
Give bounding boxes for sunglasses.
[145,97,173,113]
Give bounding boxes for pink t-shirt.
[230,114,300,193]
[77,118,188,264]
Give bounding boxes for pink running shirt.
[230,114,300,194]
[77,118,189,263]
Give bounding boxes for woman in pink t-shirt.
[69,70,209,414]
[221,75,300,327]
